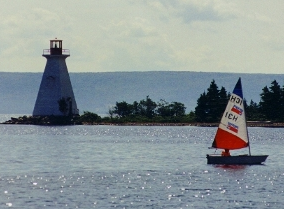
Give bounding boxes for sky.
[1,0,284,74]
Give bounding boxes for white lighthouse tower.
[33,39,79,116]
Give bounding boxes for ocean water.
[0,122,281,208]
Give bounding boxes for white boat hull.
[206,154,268,165]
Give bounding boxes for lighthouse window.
[51,41,62,48]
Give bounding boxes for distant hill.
[0,71,283,115]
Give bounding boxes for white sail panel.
[219,93,248,141]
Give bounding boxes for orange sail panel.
[212,78,249,150]
[213,128,248,149]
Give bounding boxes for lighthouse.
[33,39,79,116]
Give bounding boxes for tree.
[156,100,186,117]
[138,96,157,118]
[245,99,262,121]
[111,101,133,118]
[58,97,68,116]
[132,101,139,116]
[195,92,207,122]
[259,80,282,121]
[169,102,186,117]
[79,111,101,123]
[195,80,229,122]
[206,80,222,122]
[108,96,187,122]
[218,86,230,116]
[156,99,171,117]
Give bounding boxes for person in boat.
[221,149,231,157]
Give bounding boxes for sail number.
[230,95,242,105]
[224,112,238,122]
[224,95,243,122]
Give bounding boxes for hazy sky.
[1,0,284,74]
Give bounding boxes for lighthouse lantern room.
[50,39,62,55]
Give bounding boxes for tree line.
[75,79,284,124]
[14,79,282,125]
[107,96,191,123]
[194,79,284,123]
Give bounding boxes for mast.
[244,105,251,156]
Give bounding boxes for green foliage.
[183,111,196,123]
[107,96,188,123]
[58,97,73,116]
[156,100,186,117]
[195,80,229,123]
[109,96,186,120]
[58,97,68,116]
[259,80,284,121]
[79,111,101,124]
[194,79,284,122]
[245,99,264,121]
[138,96,157,118]
[54,79,284,124]
[110,101,133,118]
[194,92,207,122]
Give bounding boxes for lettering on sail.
[230,95,243,105]
[223,95,244,122]
[224,112,238,122]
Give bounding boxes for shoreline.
[2,115,283,127]
[96,122,284,127]
[3,120,284,127]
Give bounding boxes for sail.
[212,78,249,150]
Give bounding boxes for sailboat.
[206,78,268,165]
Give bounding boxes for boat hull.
[206,155,268,165]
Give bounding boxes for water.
[0,124,281,208]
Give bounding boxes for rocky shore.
[2,115,81,125]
